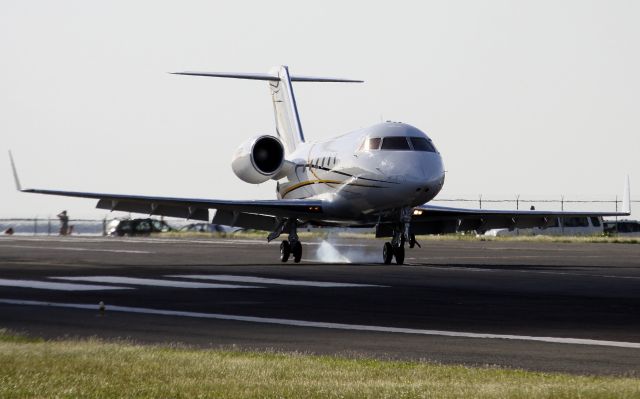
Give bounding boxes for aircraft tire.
[383,242,394,264]
[394,246,405,265]
[280,240,291,262]
[292,241,302,263]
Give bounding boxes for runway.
[0,235,639,376]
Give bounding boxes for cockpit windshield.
[360,136,437,152]
[409,137,437,152]
[381,137,411,150]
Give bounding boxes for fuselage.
[277,121,445,220]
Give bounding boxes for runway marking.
[167,274,386,288]
[0,279,132,291]
[402,264,640,280]
[0,244,151,254]
[51,276,261,289]
[1,298,639,349]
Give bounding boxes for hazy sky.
[2,0,638,219]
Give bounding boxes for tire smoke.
[314,240,380,264]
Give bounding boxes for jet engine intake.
[231,135,285,184]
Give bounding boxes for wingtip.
[8,150,23,191]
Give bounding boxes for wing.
[409,194,630,235]
[18,186,322,222]
[9,151,323,229]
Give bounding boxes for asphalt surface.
[0,235,639,376]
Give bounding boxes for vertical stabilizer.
[268,66,304,153]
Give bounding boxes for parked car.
[179,223,242,234]
[106,218,172,236]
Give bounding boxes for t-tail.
[172,65,363,154]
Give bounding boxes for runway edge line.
[1,298,639,349]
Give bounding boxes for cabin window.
[590,217,601,227]
[410,137,437,152]
[381,137,411,150]
[362,137,381,151]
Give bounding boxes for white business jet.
[9,66,631,264]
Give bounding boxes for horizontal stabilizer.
[171,71,363,83]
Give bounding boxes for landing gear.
[291,240,302,263]
[408,233,421,249]
[383,242,393,264]
[394,245,405,264]
[381,207,413,265]
[382,241,405,265]
[280,240,291,262]
[271,218,303,263]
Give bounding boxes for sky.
[1,0,638,219]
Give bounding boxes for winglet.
[8,151,23,191]
[622,175,631,214]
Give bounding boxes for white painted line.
[0,298,638,349]
[167,274,386,288]
[0,244,150,254]
[0,279,132,291]
[402,264,640,280]
[52,276,261,289]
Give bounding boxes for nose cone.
[379,151,444,204]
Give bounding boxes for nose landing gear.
[381,207,413,265]
[382,240,406,265]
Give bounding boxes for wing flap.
[95,199,209,221]
[212,210,279,231]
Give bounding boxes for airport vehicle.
[485,216,604,236]
[8,66,631,264]
[106,218,172,237]
[178,223,239,233]
[604,220,640,236]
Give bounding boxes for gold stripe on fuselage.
[282,179,344,197]
[281,178,388,198]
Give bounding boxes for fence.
[432,197,639,212]
[0,218,109,236]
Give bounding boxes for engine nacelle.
[231,135,285,184]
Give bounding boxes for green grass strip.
[0,330,638,398]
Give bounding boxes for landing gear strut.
[270,218,302,263]
[381,207,412,265]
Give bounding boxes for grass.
[0,330,638,398]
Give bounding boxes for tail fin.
[172,66,363,153]
[268,66,304,153]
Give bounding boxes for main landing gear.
[269,218,302,263]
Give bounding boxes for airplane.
[9,65,631,264]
